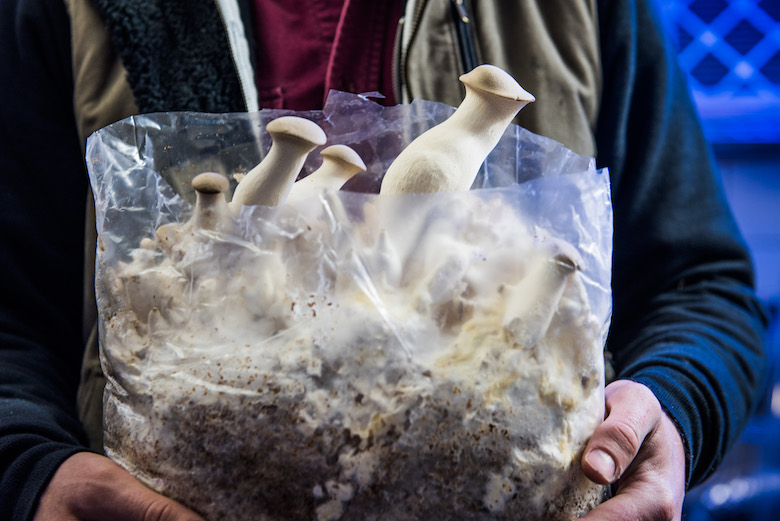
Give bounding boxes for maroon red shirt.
[252,0,402,110]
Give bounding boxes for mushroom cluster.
[100,65,607,521]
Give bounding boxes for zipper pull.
[453,0,470,23]
[450,0,478,74]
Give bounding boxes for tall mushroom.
[380,64,534,195]
[230,116,327,210]
[285,144,366,205]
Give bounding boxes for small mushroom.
[502,239,583,349]
[190,172,231,231]
[118,264,187,324]
[154,172,231,257]
[286,145,366,205]
[380,64,534,195]
[155,223,183,255]
[362,229,402,289]
[230,116,327,210]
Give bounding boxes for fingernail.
[586,449,616,482]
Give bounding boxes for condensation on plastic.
[87,91,613,521]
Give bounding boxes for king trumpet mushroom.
[380,64,535,195]
[230,116,327,210]
[190,172,231,230]
[156,172,231,255]
[286,145,366,205]
[502,239,584,349]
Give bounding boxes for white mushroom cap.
[192,172,230,194]
[319,145,366,173]
[265,116,327,146]
[459,65,535,103]
[189,172,231,232]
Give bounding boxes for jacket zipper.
[392,15,405,105]
[395,0,428,104]
[395,0,479,104]
[450,0,478,74]
[213,0,259,111]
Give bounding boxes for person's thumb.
[34,452,205,521]
[114,487,205,521]
[581,380,662,485]
[90,457,206,521]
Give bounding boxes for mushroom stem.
[502,240,583,349]
[190,172,230,231]
[380,64,534,195]
[286,145,366,205]
[229,116,327,210]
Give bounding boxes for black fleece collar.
[90,0,247,113]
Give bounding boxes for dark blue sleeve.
[596,0,769,488]
[0,0,92,519]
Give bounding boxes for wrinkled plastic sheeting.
[87,91,613,521]
[87,91,596,254]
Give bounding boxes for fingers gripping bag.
[87,69,613,521]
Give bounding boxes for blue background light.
[651,1,780,518]
[655,0,780,143]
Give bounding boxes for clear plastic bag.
[87,92,613,521]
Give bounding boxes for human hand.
[34,452,204,521]
[580,380,686,521]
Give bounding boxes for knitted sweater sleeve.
[596,0,768,488]
[0,1,92,519]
